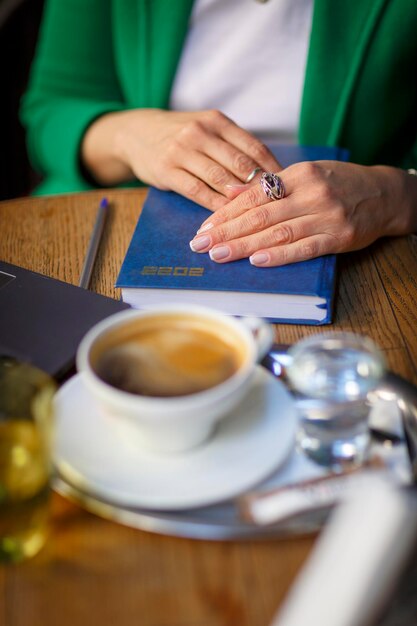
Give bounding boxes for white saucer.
[54,367,296,511]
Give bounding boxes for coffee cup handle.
[240,317,274,361]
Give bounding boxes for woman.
[21,0,417,267]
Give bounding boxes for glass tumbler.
[286,332,386,469]
[0,357,56,563]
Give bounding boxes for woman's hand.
[81,108,280,211]
[189,160,417,266]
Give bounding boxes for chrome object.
[245,167,262,183]
[378,371,417,480]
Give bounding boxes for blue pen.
[79,197,109,289]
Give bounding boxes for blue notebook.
[116,145,348,324]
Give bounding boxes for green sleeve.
[20,0,128,193]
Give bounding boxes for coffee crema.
[93,317,245,397]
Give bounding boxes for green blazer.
[21,0,417,195]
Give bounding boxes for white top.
[169,0,314,143]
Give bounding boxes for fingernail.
[197,222,213,234]
[189,234,211,252]
[209,246,231,261]
[225,184,247,189]
[250,252,270,266]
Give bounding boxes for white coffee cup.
[76,305,273,453]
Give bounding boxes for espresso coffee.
[92,315,245,397]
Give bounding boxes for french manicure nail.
[189,234,211,252]
[197,222,213,234]
[209,246,231,261]
[250,252,270,265]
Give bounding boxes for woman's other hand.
[81,108,280,211]
[189,161,417,266]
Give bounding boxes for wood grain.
[0,190,416,626]
[0,189,145,293]
[3,493,314,626]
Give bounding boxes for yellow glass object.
[0,357,56,563]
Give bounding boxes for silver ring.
[260,172,285,200]
[245,167,262,183]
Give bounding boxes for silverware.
[376,370,417,479]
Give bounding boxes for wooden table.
[0,189,416,626]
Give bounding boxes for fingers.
[173,117,258,186]
[196,171,292,232]
[168,168,229,212]
[189,185,340,267]
[168,111,282,204]
[190,216,338,267]
[248,235,335,267]
[190,213,323,260]
[211,111,282,174]
[190,199,292,248]
[198,133,267,184]
[187,159,371,267]
[174,143,243,192]
[114,108,283,211]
